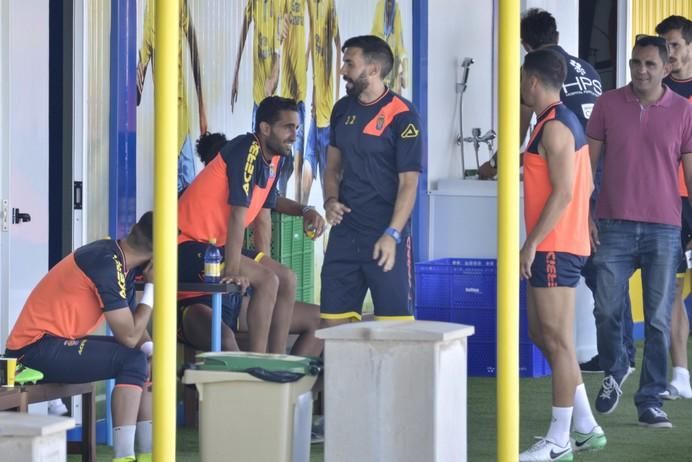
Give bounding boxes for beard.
[267,136,293,157]
[345,70,370,97]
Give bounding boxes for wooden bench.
[0,387,24,411]
[19,382,96,462]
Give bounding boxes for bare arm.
[104,305,153,349]
[231,8,252,110]
[323,145,351,225]
[187,16,207,133]
[305,0,313,68]
[137,330,152,348]
[521,122,575,266]
[275,197,326,238]
[334,26,341,100]
[587,136,604,181]
[224,206,248,279]
[389,172,420,231]
[251,209,272,255]
[265,52,281,97]
[371,171,419,272]
[324,145,343,203]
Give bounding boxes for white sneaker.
[660,383,692,400]
[47,398,68,416]
[519,438,573,461]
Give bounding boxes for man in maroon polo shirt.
[586,35,692,427]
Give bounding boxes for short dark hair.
[655,15,692,44]
[254,96,299,133]
[126,211,153,253]
[342,35,394,78]
[196,132,227,166]
[521,9,559,49]
[523,48,567,91]
[633,35,669,65]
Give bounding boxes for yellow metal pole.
[497,0,520,460]
[152,0,178,460]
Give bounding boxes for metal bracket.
[1,200,7,231]
[74,181,83,210]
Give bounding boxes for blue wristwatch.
[384,227,402,244]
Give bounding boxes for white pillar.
[317,321,475,462]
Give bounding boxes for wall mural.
[134,0,413,303]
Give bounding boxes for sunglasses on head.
[634,34,667,47]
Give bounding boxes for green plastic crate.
[243,213,315,303]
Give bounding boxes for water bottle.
[203,238,222,283]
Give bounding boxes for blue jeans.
[593,219,680,412]
[582,256,636,364]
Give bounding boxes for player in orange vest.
[519,49,605,461]
[178,96,325,355]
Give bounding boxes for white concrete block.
[317,321,474,462]
[0,412,75,462]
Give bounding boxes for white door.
[0,0,50,350]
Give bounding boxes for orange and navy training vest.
[178,133,280,246]
[6,240,137,351]
[523,102,592,256]
[664,76,692,198]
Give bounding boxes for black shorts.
[6,335,148,388]
[677,198,692,275]
[320,225,414,320]
[177,241,260,344]
[529,251,587,288]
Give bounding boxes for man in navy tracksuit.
[320,35,422,326]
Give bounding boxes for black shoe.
[580,355,603,374]
[638,407,672,428]
[595,368,633,414]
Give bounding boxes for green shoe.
[571,425,607,452]
[136,453,152,462]
[14,364,44,385]
[112,457,136,462]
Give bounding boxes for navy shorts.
[677,198,692,275]
[177,241,261,343]
[529,251,587,288]
[6,335,148,388]
[320,225,414,320]
[304,120,330,181]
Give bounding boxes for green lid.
[194,352,321,378]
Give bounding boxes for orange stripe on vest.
[362,96,409,136]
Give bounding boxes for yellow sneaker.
[112,457,136,462]
[136,453,152,462]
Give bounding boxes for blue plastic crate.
[450,307,530,343]
[467,341,551,378]
[416,258,496,309]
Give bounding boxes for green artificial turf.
[70,341,692,461]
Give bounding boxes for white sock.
[572,383,599,433]
[546,406,572,447]
[135,420,153,454]
[671,367,690,386]
[113,425,136,459]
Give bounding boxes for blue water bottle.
[203,238,221,283]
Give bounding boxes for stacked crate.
[415,258,550,377]
[244,213,315,303]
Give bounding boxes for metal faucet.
[463,128,496,172]
[455,57,475,176]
